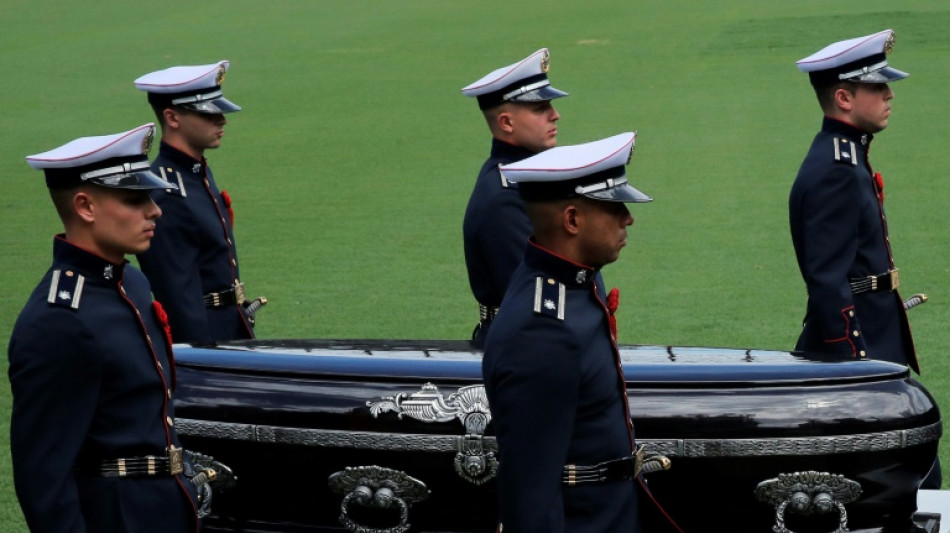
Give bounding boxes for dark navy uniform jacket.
[8,236,199,532]
[463,139,535,341]
[789,117,918,372]
[463,139,604,347]
[137,142,253,344]
[482,241,678,533]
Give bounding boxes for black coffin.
[172,339,941,533]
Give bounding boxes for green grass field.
[2,0,950,528]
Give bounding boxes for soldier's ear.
[833,87,855,112]
[163,108,182,130]
[72,190,96,224]
[496,111,514,134]
[562,204,581,235]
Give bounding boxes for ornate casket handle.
[755,471,862,533]
[328,465,430,533]
[183,449,237,518]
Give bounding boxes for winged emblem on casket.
[367,383,496,484]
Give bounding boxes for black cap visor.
[580,182,652,203]
[477,73,569,110]
[45,157,175,190]
[508,84,569,104]
[811,53,909,86]
[848,65,909,83]
[516,167,652,203]
[573,168,652,203]
[182,96,242,114]
[87,168,173,190]
[150,87,242,114]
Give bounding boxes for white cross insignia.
[544,299,556,310]
[58,290,71,301]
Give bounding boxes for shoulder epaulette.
[157,167,187,197]
[833,137,857,166]
[47,269,85,309]
[533,276,565,320]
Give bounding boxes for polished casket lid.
[173,338,910,385]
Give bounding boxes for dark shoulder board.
[46,269,85,309]
[533,276,565,320]
[833,137,857,166]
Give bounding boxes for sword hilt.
[244,296,268,326]
[246,296,267,316]
[903,293,927,310]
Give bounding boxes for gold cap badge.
[216,64,227,85]
[540,50,550,73]
[142,126,154,155]
[884,32,896,55]
[626,132,637,164]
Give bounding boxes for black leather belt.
[78,447,184,478]
[850,269,899,295]
[479,303,499,323]
[203,282,246,308]
[563,447,645,486]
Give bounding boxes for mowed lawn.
[1,0,949,528]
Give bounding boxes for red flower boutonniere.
[873,172,885,202]
[221,190,235,225]
[152,300,174,347]
[152,300,178,389]
[607,288,620,341]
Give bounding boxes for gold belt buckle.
[234,281,246,305]
[889,269,900,291]
[167,446,184,476]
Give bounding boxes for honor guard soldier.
[134,60,261,345]
[791,29,939,492]
[790,31,920,370]
[461,48,569,349]
[482,133,682,532]
[9,124,200,532]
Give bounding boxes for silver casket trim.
[175,417,942,458]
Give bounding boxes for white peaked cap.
[500,132,651,203]
[26,123,172,190]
